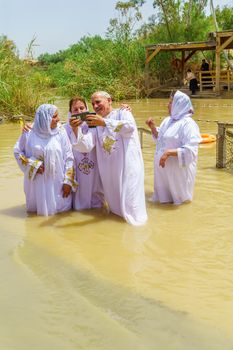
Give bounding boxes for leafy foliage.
[0,36,51,117]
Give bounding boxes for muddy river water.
[0,98,233,350]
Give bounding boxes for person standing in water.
[70,91,148,226]
[14,104,77,216]
[146,90,201,205]
[64,96,104,210]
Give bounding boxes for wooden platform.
[147,87,233,98]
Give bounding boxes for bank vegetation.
[0,0,232,118]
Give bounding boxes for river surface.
[0,98,233,350]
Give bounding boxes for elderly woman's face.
[91,95,112,117]
[71,100,87,114]
[50,111,60,129]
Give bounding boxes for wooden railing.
[216,122,233,168]
[198,70,233,91]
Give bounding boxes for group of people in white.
[14,90,201,226]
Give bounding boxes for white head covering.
[32,104,59,178]
[170,90,194,121]
[33,104,58,138]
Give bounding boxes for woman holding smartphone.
[64,96,104,210]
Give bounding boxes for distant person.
[70,91,148,226]
[14,104,77,216]
[146,90,201,205]
[201,59,209,71]
[201,59,211,88]
[185,69,198,95]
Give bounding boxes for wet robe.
[152,91,201,204]
[70,109,148,226]
[14,126,77,216]
[64,122,104,210]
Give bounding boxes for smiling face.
[91,93,112,117]
[50,110,60,129]
[70,99,87,114]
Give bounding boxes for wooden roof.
[145,30,233,53]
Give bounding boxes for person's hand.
[62,184,71,198]
[36,164,44,174]
[159,152,169,168]
[86,114,106,127]
[69,117,83,129]
[69,117,83,136]
[22,122,32,133]
[120,104,132,112]
[146,117,155,129]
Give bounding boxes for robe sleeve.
[14,132,43,180]
[60,129,78,192]
[70,127,96,153]
[177,120,202,167]
[104,110,136,138]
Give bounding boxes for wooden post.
[215,34,221,94]
[227,70,230,91]
[181,51,185,82]
[199,71,202,92]
[216,122,226,168]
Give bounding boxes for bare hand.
[22,122,33,133]
[159,152,169,168]
[69,117,83,129]
[146,117,155,129]
[37,164,44,174]
[86,114,105,127]
[62,184,71,198]
[120,104,132,112]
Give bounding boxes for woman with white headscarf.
[146,90,201,205]
[14,104,77,215]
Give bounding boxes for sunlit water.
[0,98,233,350]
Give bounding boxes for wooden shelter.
[145,30,233,95]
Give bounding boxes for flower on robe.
[102,136,116,154]
[114,122,123,133]
[78,157,94,175]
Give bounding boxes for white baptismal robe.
[14,127,77,215]
[71,109,148,225]
[64,123,104,210]
[153,116,201,204]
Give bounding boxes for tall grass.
[0,36,52,118]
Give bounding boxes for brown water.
[0,98,233,350]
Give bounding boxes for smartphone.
[71,111,96,121]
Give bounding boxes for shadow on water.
[38,209,124,229]
[0,205,27,218]
[0,204,124,227]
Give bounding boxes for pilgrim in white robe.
[14,105,77,216]
[152,91,201,204]
[70,109,148,226]
[64,122,104,210]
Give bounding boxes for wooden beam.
[184,50,197,63]
[145,47,161,64]
[216,35,233,52]
[217,31,233,38]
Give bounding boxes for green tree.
[106,0,145,42]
